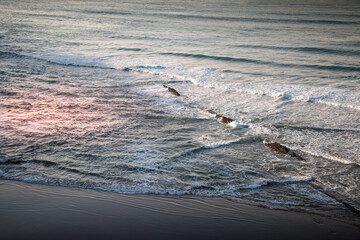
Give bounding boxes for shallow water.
[1,0,360,221]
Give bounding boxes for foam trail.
[229,120,249,128]
[174,137,250,158]
[273,125,360,133]
[23,53,359,111]
[23,53,116,70]
[300,149,357,165]
[222,177,313,192]
[127,63,360,111]
[203,138,246,149]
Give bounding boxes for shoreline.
[1,180,359,239]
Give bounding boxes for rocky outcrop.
[163,85,180,96]
[206,110,234,124]
[264,141,303,160]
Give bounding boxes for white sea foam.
[308,127,360,133]
[189,80,360,111]
[26,53,360,111]
[28,53,112,69]
[131,61,360,111]
[228,120,248,128]
[251,198,308,207]
[247,123,275,136]
[230,176,314,191]
[301,149,356,165]
[202,138,244,149]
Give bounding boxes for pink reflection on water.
[0,94,128,137]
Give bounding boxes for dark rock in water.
[287,151,303,160]
[168,88,180,96]
[266,142,289,154]
[163,85,180,96]
[216,115,234,124]
[265,142,303,160]
[206,110,234,124]
[122,67,132,72]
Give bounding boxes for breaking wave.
[5,51,360,111]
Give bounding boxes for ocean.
[1,0,359,221]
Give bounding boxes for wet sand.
[0,180,359,240]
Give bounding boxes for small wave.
[0,51,114,70]
[118,47,143,52]
[189,80,360,111]
[203,138,246,149]
[22,13,74,20]
[227,177,313,191]
[109,34,166,41]
[0,51,26,59]
[248,198,310,207]
[273,125,360,133]
[30,160,58,167]
[159,52,255,63]
[0,159,59,167]
[160,52,360,72]
[190,185,215,191]
[174,137,251,158]
[233,44,360,56]
[125,165,167,174]
[0,159,24,165]
[82,10,131,15]
[156,13,360,25]
[136,65,166,70]
[57,166,107,179]
[155,13,248,22]
[27,54,118,70]
[300,149,358,166]
[0,158,112,179]
[23,54,164,74]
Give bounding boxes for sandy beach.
[0,180,359,240]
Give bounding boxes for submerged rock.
[265,142,303,160]
[163,85,180,96]
[206,109,234,124]
[215,114,234,124]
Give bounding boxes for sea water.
[0,0,359,221]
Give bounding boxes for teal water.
[1,0,360,221]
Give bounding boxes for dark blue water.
[1,0,360,221]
